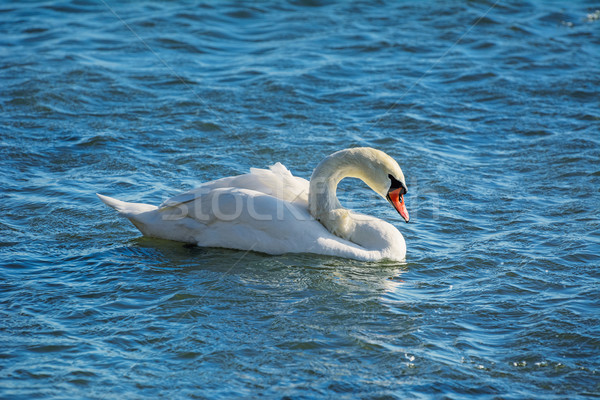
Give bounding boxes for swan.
[97,147,410,261]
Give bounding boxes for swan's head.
[355,148,409,223]
[328,147,410,223]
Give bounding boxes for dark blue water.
[2,1,599,398]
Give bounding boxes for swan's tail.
[97,193,158,216]
[97,193,161,236]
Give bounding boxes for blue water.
[1,0,599,398]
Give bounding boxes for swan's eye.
[388,174,407,195]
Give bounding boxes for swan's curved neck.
[308,152,363,221]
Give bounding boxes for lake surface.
[1,0,599,398]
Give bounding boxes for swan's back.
[160,163,308,209]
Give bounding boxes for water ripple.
[1,0,599,398]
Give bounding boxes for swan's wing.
[156,187,382,260]
[159,187,310,228]
[160,162,309,209]
[185,188,322,253]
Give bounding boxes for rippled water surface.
[2,1,599,398]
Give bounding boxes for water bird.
[98,147,409,261]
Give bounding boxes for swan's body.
[98,147,409,261]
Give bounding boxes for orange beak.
[386,188,409,223]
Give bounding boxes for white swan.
[97,147,410,261]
